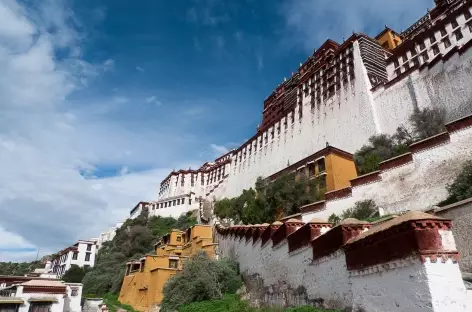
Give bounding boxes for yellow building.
[375,26,403,50]
[118,225,216,311]
[268,145,358,194]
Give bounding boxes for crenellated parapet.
[215,212,469,311]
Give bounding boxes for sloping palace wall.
[300,113,472,220]
[215,213,471,312]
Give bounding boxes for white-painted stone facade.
[216,215,471,311]
[50,240,97,278]
[97,222,124,250]
[302,120,472,221]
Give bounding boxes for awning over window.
[0,298,24,304]
[28,298,58,303]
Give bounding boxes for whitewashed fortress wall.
[215,213,470,311]
[300,114,472,220]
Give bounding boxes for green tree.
[409,107,446,140]
[354,107,446,175]
[62,264,90,283]
[213,173,322,225]
[341,199,379,220]
[160,252,242,312]
[439,160,472,206]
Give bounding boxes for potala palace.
[123,0,472,224]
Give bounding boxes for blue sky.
[0,0,434,261]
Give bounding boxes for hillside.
[82,209,197,295]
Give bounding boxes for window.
[2,304,20,312]
[410,49,417,56]
[71,289,79,296]
[469,23,472,33]
[316,158,326,174]
[72,252,78,260]
[430,35,436,44]
[176,236,181,242]
[177,199,180,205]
[307,162,315,177]
[189,199,192,205]
[85,252,91,262]
[451,19,459,29]
[454,29,463,41]
[444,37,451,48]
[169,259,178,269]
[87,244,92,251]
[172,200,176,206]
[421,52,429,62]
[440,28,447,37]
[181,198,185,205]
[419,42,426,51]
[432,45,440,56]
[465,10,472,20]
[29,303,52,312]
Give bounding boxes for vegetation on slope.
[354,107,446,175]
[327,199,381,225]
[160,251,242,312]
[214,173,324,225]
[0,260,44,276]
[178,294,341,312]
[82,210,197,296]
[438,160,472,206]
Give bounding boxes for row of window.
[159,166,227,196]
[392,10,472,76]
[152,198,193,210]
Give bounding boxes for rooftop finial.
[284,77,287,81]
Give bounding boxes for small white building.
[0,277,82,312]
[96,222,124,250]
[50,240,97,278]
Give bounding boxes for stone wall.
[215,213,470,311]
[429,197,472,273]
[224,41,380,198]
[301,114,472,220]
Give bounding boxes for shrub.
[328,200,379,224]
[214,173,323,225]
[354,107,446,175]
[439,160,472,206]
[341,200,379,220]
[160,252,242,312]
[178,294,253,312]
[62,264,91,283]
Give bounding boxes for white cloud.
[146,95,156,103]
[136,66,145,72]
[0,0,199,261]
[145,95,162,106]
[210,144,229,156]
[113,96,129,104]
[281,0,431,51]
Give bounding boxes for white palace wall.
[374,40,472,136]
[301,114,472,221]
[216,214,470,311]
[224,41,380,198]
